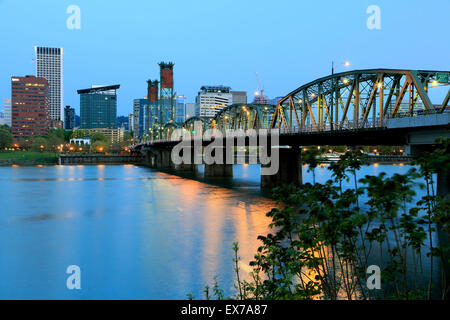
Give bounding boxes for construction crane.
[254,72,265,104]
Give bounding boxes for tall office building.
[175,95,186,123]
[11,75,50,137]
[64,105,75,130]
[196,85,232,118]
[3,98,11,126]
[75,115,81,127]
[128,113,134,133]
[231,91,247,105]
[185,103,196,119]
[34,47,64,122]
[133,99,146,139]
[78,85,119,129]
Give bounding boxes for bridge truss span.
[271,69,450,132]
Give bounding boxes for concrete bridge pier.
[204,147,233,178]
[144,151,152,167]
[160,149,174,169]
[205,163,233,177]
[143,149,157,168]
[261,147,302,189]
[176,147,198,173]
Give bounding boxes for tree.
[90,140,108,153]
[0,125,13,150]
[90,132,108,143]
[71,129,89,139]
[30,137,48,151]
[63,130,73,142]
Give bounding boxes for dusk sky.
[1,0,449,116]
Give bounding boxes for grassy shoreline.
[0,151,59,165]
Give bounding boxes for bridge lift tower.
[146,79,159,137]
[158,62,175,124]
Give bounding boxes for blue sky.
[0,0,449,116]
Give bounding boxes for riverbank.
[0,151,58,165]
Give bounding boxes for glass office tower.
[78,85,119,129]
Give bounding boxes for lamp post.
[331,61,350,75]
[330,61,350,130]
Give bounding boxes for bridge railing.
[134,108,449,146]
[389,106,449,118]
[279,118,388,134]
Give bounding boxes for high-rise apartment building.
[196,86,232,118]
[78,85,119,129]
[34,46,63,122]
[64,105,75,130]
[11,75,50,137]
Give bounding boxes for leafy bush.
[195,140,450,300]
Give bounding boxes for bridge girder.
[140,68,449,145]
[211,104,276,134]
[161,121,181,140]
[271,69,450,131]
[181,116,210,136]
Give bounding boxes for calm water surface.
[0,163,424,299]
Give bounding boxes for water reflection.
[0,165,275,299]
[0,163,428,299]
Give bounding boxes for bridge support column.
[176,147,198,173]
[143,150,157,168]
[261,147,302,189]
[204,163,233,177]
[204,147,233,178]
[160,149,174,169]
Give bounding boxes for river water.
[0,163,426,299]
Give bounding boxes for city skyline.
[1,0,449,117]
[0,0,449,303]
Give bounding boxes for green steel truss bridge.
[138,68,449,143]
[132,68,449,189]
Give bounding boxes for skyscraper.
[11,75,50,137]
[128,113,134,133]
[133,99,147,139]
[34,46,64,122]
[64,105,75,130]
[196,86,232,117]
[78,85,119,129]
[175,95,186,123]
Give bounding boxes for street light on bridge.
[331,61,350,75]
